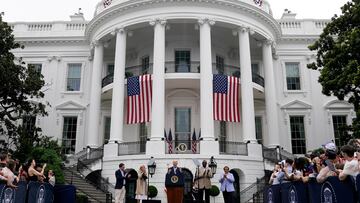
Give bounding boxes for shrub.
[209,185,220,197]
[76,192,88,203]
[148,185,158,198]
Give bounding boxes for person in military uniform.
[165,160,185,203]
[194,160,213,203]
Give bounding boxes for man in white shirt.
[338,145,359,181]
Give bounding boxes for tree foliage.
[0,15,49,150]
[308,0,360,142]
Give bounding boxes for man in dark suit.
[115,163,130,203]
[165,160,185,203]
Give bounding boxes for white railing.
[279,21,302,29]
[27,23,53,31]
[66,23,87,30]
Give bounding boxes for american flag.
[191,129,197,153]
[167,129,173,154]
[127,74,152,124]
[213,74,240,122]
[103,0,112,8]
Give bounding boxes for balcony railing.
[219,141,248,155]
[101,61,264,87]
[165,61,200,73]
[212,63,265,87]
[118,141,146,156]
[165,138,200,154]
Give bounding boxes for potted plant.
[143,185,161,203]
[209,185,220,203]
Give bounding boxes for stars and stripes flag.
[103,0,112,8]
[126,74,152,124]
[191,129,197,153]
[213,74,240,122]
[167,129,173,154]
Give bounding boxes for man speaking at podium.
[165,160,185,203]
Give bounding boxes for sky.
[0,0,350,22]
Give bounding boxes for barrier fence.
[263,176,359,203]
[0,181,76,203]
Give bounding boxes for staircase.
[239,177,266,203]
[63,147,114,203]
[63,167,111,203]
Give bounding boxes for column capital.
[110,27,126,36]
[149,18,167,26]
[263,39,274,46]
[198,18,215,26]
[237,26,254,35]
[90,40,104,50]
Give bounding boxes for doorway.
[175,107,191,153]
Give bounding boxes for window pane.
[332,115,347,147]
[251,64,259,75]
[216,55,225,74]
[107,64,114,75]
[175,51,190,72]
[290,116,306,154]
[67,63,81,91]
[62,116,77,154]
[23,115,36,134]
[29,64,42,74]
[255,117,263,144]
[286,63,301,90]
[104,117,111,143]
[141,56,150,74]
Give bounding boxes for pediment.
[56,100,86,110]
[281,100,312,110]
[324,100,353,109]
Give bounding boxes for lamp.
[147,157,156,177]
[147,157,156,200]
[209,156,217,175]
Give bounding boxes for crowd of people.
[269,141,360,186]
[0,152,55,188]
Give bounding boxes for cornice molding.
[15,37,87,45]
[85,0,281,41]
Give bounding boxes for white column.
[263,40,280,147]
[109,28,127,143]
[147,19,166,155]
[239,27,257,143]
[87,41,103,147]
[199,18,218,155]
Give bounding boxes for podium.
[165,167,185,203]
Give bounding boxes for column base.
[247,143,263,159]
[146,140,165,155]
[200,140,219,155]
[103,143,118,158]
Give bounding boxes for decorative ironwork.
[240,177,266,203]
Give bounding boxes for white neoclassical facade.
[9,0,354,202]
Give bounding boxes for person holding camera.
[219,166,235,203]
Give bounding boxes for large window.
[23,115,36,134]
[28,64,42,74]
[175,107,191,152]
[332,115,348,147]
[252,63,260,75]
[139,123,147,153]
[66,63,81,91]
[219,121,227,153]
[216,55,225,74]
[175,51,190,72]
[62,116,78,154]
[290,116,306,154]
[104,117,111,144]
[141,56,150,74]
[255,116,263,144]
[285,62,301,90]
[107,64,114,76]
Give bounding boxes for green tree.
[308,0,360,143]
[0,15,48,151]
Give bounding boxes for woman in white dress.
[135,165,148,202]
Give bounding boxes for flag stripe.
[127,74,153,124]
[213,74,241,122]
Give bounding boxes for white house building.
[8,0,354,202]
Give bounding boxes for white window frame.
[61,115,79,155]
[63,61,85,94]
[281,59,307,96]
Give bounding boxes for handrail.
[76,160,115,198]
[77,146,104,162]
[63,167,112,202]
[239,177,266,203]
